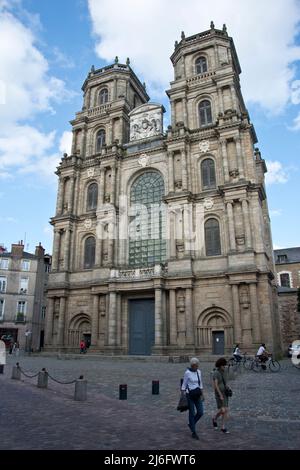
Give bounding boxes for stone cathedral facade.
[45,23,281,356]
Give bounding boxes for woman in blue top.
[181,357,205,440]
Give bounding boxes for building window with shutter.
[0,299,4,320]
[84,236,96,269]
[199,99,213,126]
[99,88,109,105]
[201,158,216,190]
[86,183,98,211]
[205,218,221,256]
[195,56,208,74]
[0,258,9,269]
[280,273,291,288]
[0,276,7,293]
[96,129,106,152]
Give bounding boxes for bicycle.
[228,352,253,372]
[251,354,281,373]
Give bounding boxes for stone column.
[168,151,174,193]
[220,140,229,182]
[169,210,176,259]
[231,84,239,111]
[218,88,224,114]
[99,168,105,205]
[108,291,117,346]
[71,129,76,154]
[56,177,64,215]
[241,199,252,249]
[171,101,176,127]
[185,288,194,345]
[45,297,54,345]
[169,289,177,345]
[52,229,61,271]
[91,294,99,346]
[57,297,66,346]
[181,150,188,190]
[68,176,75,214]
[249,283,261,343]
[113,78,118,100]
[111,164,116,205]
[226,201,236,251]
[183,97,188,127]
[154,288,163,346]
[231,285,242,343]
[64,228,72,271]
[80,127,87,156]
[235,136,244,179]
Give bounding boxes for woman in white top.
[181,357,205,440]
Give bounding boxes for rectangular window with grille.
[0,299,4,319]
[0,276,7,293]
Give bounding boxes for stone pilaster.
[57,297,66,346]
[181,150,188,190]
[168,151,174,192]
[45,297,54,345]
[231,84,239,111]
[185,288,194,345]
[154,288,163,346]
[111,164,116,205]
[56,177,64,215]
[232,284,242,343]
[234,136,244,179]
[220,139,229,182]
[241,198,252,249]
[169,289,177,345]
[218,88,224,114]
[249,283,261,343]
[226,201,236,251]
[108,291,117,346]
[64,228,72,271]
[52,229,61,271]
[91,294,99,346]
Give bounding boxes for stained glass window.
[129,171,166,267]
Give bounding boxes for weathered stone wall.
[278,290,300,349]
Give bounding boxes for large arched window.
[84,236,95,269]
[201,158,216,190]
[199,100,213,126]
[99,88,108,105]
[96,129,106,152]
[195,56,207,74]
[86,183,98,211]
[129,171,166,267]
[205,218,221,256]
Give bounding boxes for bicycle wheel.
[269,360,281,372]
[252,360,261,372]
[244,358,253,371]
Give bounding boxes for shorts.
[215,394,228,409]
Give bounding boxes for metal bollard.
[152,380,159,395]
[74,375,87,401]
[119,384,127,400]
[37,368,48,388]
[180,378,183,387]
[0,364,4,374]
[11,363,21,380]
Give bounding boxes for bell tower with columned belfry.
[45,23,281,357]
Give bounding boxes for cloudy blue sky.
[0,0,299,254]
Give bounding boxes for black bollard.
[180,378,183,387]
[0,364,4,374]
[119,384,127,400]
[152,380,159,395]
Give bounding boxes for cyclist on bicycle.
[256,343,270,370]
[233,344,243,362]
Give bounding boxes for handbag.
[176,393,189,412]
[187,370,203,401]
[221,372,233,398]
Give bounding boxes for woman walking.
[212,357,231,434]
[181,357,205,440]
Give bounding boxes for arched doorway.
[196,307,233,354]
[68,314,91,348]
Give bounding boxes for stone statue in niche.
[99,297,106,317]
[236,235,245,246]
[229,168,239,178]
[239,284,250,309]
[175,180,182,190]
[176,241,185,258]
[176,290,186,347]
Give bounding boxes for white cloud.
[0,6,73,181]
[290,112,300,131]
[88,0,300,113]
[265,161,289,185]
[59,131,72,155]
[269,209,282,217]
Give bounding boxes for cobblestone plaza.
[0,355,299,450]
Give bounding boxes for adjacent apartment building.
[0,242,51,351]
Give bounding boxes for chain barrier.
[15,363,82,384]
